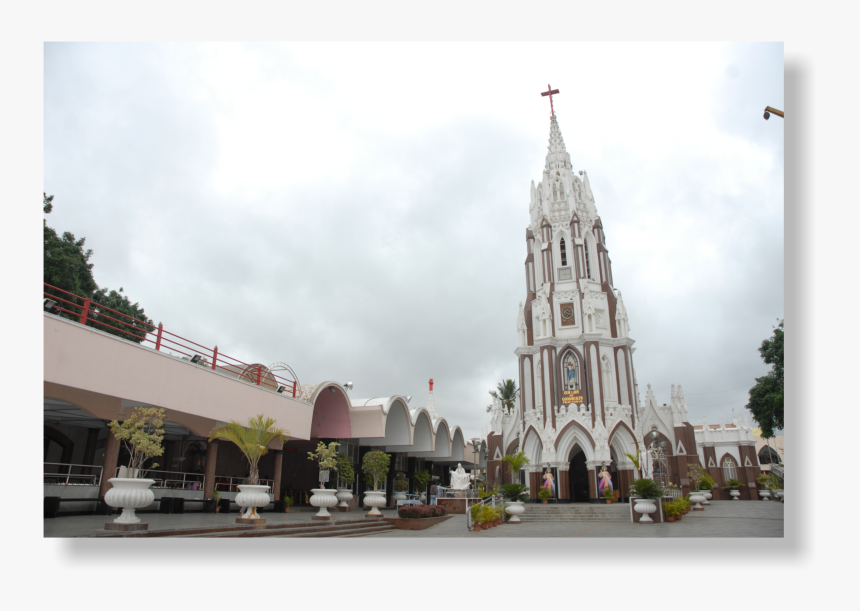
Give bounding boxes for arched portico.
[358,397,412,446]
[305,382,353,439]
[389,409,434,453]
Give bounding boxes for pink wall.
[310,387,352,438]
[44,314,314,440]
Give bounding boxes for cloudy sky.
[43,42,783,439]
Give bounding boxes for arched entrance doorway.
[568,444,589,502]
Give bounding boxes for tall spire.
[545,114,571,173]
[426,378,439,421]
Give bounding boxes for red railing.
[43,283,298,397]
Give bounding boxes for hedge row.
[398,506,447,519]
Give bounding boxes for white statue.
[449,463,472,490]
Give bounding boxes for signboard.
[562,390,584,405]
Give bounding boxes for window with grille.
[722,456,738,481]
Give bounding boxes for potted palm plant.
[104,407,166,529]
[307,441,340,519]
[336,452,356,512]
[628,478,663,523]
[362,450,391,516]
[213,489,221,514]
[283,494,294,513]
[699,473,715,504]
[208,414,288,524]
[501,450,530,521]
[722,478,746,500]
[603,486,614,504]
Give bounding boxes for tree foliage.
[107,407,166,478]
[746,319,784,438]
[336,452,355,486]
[43,193,152,343]
[88,287,153,343]
[208,414,289,485]
[486,379,519,413]
[362,450,390,491]
[307,441,340,488]
[501,450,530,484]
[43,194,97,308]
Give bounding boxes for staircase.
[516,503,630,523]
[93,518,395,538]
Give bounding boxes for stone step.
[180,520,391,538]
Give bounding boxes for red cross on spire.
[541,84,560,116]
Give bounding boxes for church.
[482,95,757,502]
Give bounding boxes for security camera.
[763,111,770,120]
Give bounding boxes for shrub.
[398,505,447,519]
[538,487,553,501]
[700,473,716,491]
[628,478,664,499]
[500,483,529,502]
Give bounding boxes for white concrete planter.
[729,489,741,500]
[689,491,706,510]
[419,492,427,504]
[395,492,407,502]
[310,488,338,518]
[775,489,784,502]
[505,501,525,523]
[104,478,155,524]
[364,490,386,516]
[633,497,657,523]
[702,490,712,505]
[335,488,354,510]
[759,489,771,500]
[236,484,271,519]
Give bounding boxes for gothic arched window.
[584,234,595,280]
[722,456,738,482]
[758,446,781,465]
[560,238,568,266]
[601,355,616,401]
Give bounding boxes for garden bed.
[394,506,451,530]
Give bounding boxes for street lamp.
[470,438,481,495]
[763,106,784,120]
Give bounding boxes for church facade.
[484,111,707,502]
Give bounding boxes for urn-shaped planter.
[236,484,271,520]
[689,491,706,510]
[759,489,771,501]
[702,490,712,505]
[336,488,353,510]
[774,489,784,502]
[310,488,338,519]
[364,490,386,516]
[419,492,427,504]
[335,488,354,511]
[729,489,741,500]
[506,501,525,523]
[633,497,657,523]
[104,478,156,524]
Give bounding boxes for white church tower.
[484,100,656,503]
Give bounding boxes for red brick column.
[99,429,120,497]
[558,469,570,500]
[203,440,218,500]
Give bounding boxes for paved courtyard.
[45,500,782,538]
[364,500,784,538]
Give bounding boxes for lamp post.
[763,106,784,120]
[470,438,481,496]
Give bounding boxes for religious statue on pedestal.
[449,463,472,490]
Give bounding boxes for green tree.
[88,287,153,344]
[486,379,520,413]
[746,319,784,438]
[43,193,152,344]
[43,194,97,309]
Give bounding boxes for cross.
[541,84,560,115]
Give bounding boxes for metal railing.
[466,494,503,531]
[115,467,206,490]
[43,283,299,397]
[44,463,103,486]
[211,476,275,492]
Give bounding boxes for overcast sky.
[43,42,784,440]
